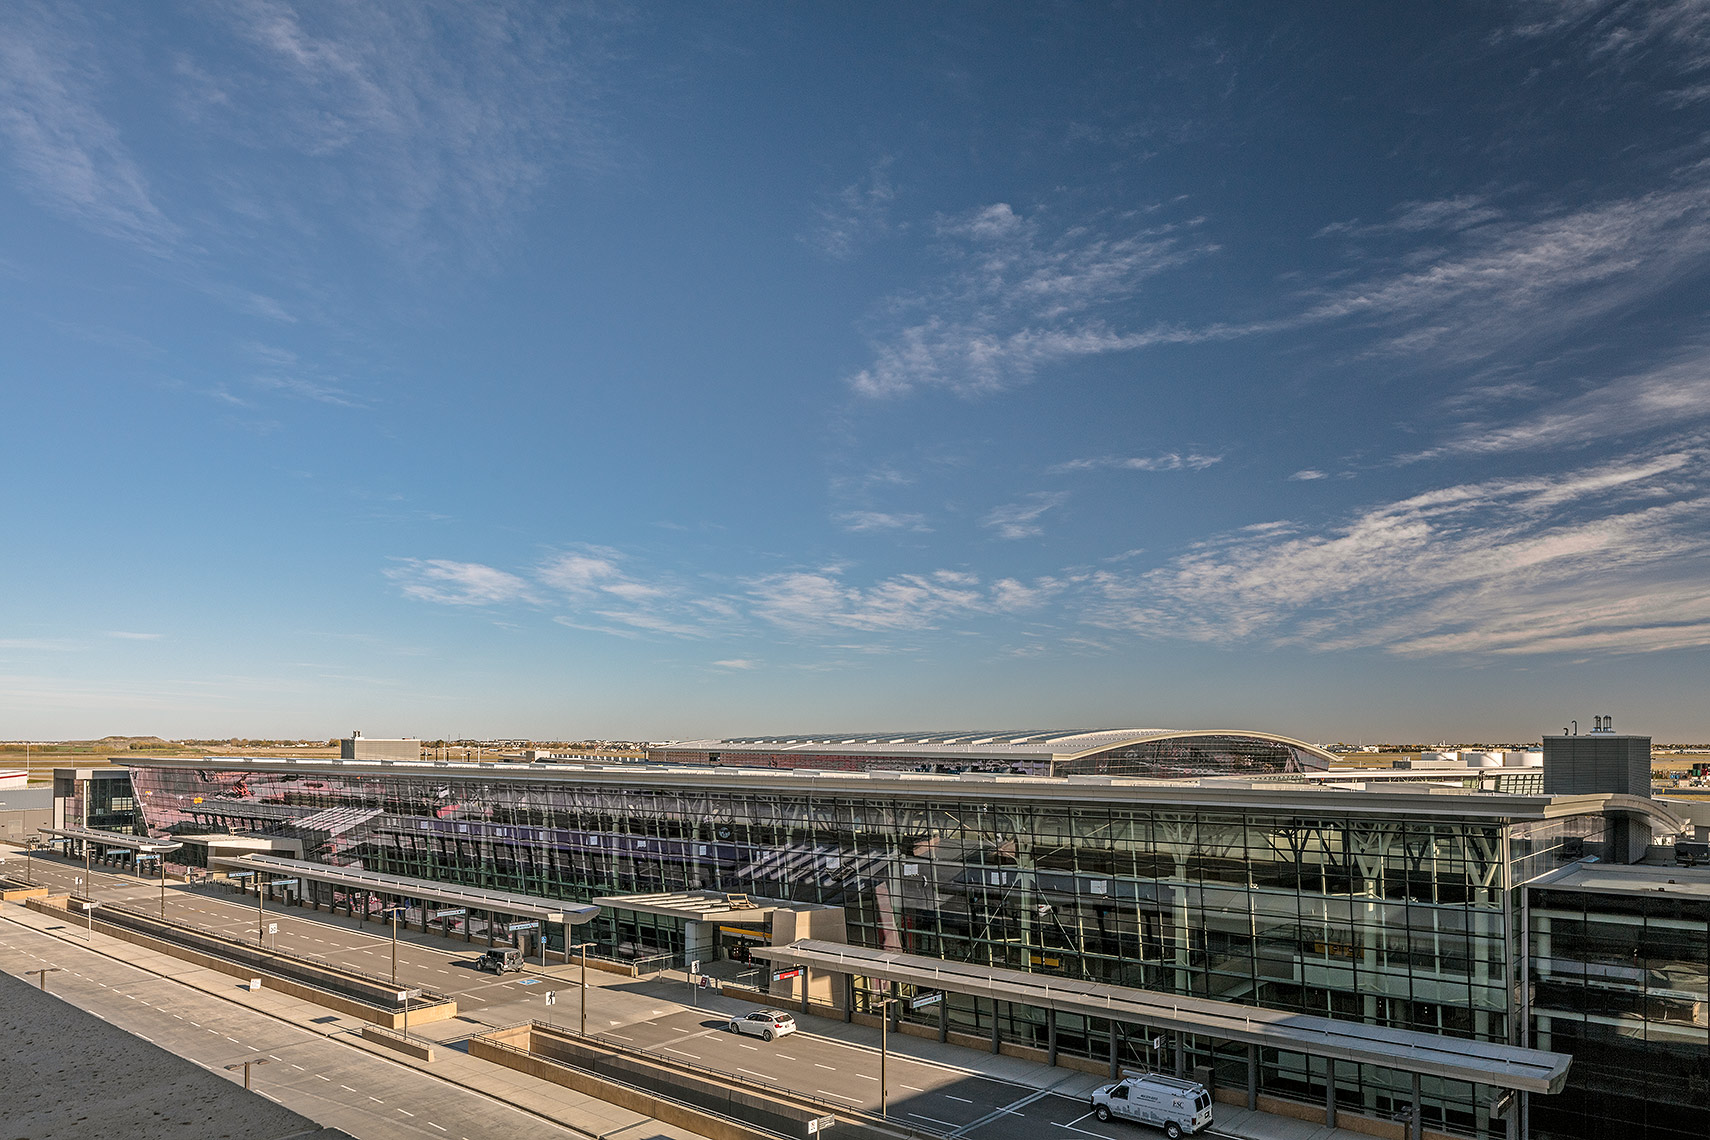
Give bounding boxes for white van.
[1089,1074,1214,1138]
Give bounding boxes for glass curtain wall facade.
[1529,885,1710,1140]
[128,761,1539,1137]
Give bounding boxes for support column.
[1047,1009,1058,1067]
[990,1000,1001,1054]
[1107,1021,1119,1079]
[844,974,854,1023]
[800,968,810,1016]
[938,1000,948,1044]
[1175,1034,1185,1078]
[1410,1073,1422,1140]
[486,910,495,947]
[1246,1044,1258,1110]
[1324,1060,1337,1128]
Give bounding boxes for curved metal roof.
[657,728,1337,767]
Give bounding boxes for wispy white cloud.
[385,559,536,606]
[1410,343,1710,458]
[1289,469,1328,481]
[0,3,178,254]
[1051,453,1221,475]
[805,156,897,259]
[1499,1,1710,80]
[982,492,1068,539]
[105,631,162,640]
[200,0,623,266]
[712,658,756,670]
[835,510,931,533]
[1299,181,1710,363]
[1081,448,1710,656]
[746,568,991,634]
[847,202,1219,398]
[1315,194,1503,239]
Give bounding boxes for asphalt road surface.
[13,850,1225,1140]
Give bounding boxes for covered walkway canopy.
[210,853,599,926]
[755,939,1571,1096]
[39,826,182,855]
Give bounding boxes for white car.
[729,1010,797,1040]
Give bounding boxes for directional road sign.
[506,920,540,932]
[910,991,944,1010]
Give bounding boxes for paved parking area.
[4,846,1373,1140]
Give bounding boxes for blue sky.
[5,2,1710,742]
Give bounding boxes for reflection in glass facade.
[1530,884,1710,1140]
[1059,735,1328,779]
[125,757,1655,1139]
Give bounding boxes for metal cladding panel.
[1541,735,1651,798]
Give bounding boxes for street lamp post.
[569,941,596,1036]
[874,995,897,1118]
[225,1057,271,1090]
[256,873,267,945]
[26,967,61,990]
[23,836,38,885]
[392,905,401,984]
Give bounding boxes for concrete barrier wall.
[0,883,49,902]
[471,1025,785,1140]
[480,1023,922,1140]
[23,897,457,1030]
[361,1025,438,1061]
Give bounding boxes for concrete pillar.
[1410,1073,1422,1140]
[1107,1021,1119,1079]
[1175,1034,1185,1077]
[844,974,854,1023]
[1324,1060,1337,1128]
[801,969,810,1016]
[990,1000,1001,1054]
[1246,1044,1258,1110]
[486,909,495,947]
[1047,1009,1059,1067]
[938,1000,948,1044]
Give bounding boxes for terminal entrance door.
[719,924,769,963]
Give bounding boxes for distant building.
[339,732,420,762]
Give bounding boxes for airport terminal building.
[117,727,1700,1140]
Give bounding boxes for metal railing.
[84,898,450,1004]
[475,1030,795,1140]
[502,1020,943,1138]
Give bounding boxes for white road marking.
[739,1067,778,1080]
[815,1063,837,1071]
[818,1090,861,1102]
[665,1047,701,1059]
[945,1094,973,1102]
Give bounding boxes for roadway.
[8,847,1231,1140]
